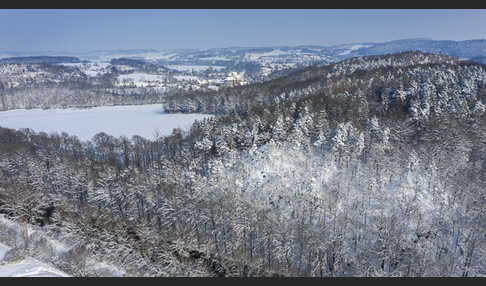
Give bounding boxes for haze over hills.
[2,38,486,62]
[0,56,84,65]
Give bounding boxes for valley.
[0,40,485,277]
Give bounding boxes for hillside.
[2,38,486,111]
[0,56,83,65]
[470,56,486,65]
[162,51,486,119]
[341,38,486,59]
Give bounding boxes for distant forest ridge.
[0,56,84,65]
[1,38,486,60]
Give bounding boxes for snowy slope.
[337,44,372,56]
[0,215,129,277]
[0,243,11,262]
[1,241,69,277]
[0,257,70,277]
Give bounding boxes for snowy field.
[338,44,372,56]
[167,65,225,72]
[0,104,211,141]
[173,75,200,81]
[244,49,290,60]
[118,73,166,82]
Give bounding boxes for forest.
[0,51,485,276]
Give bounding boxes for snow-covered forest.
[0,51,485,276]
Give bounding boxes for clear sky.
[1,9,486,52]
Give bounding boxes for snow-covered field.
[118,73,166,82]
[198,56,231,61]
[0,104,211,141]
[244,49,289,60]
[59,62,111,77]
[167,65,225,72]
[338,44,372,56]
[173,75,199,81]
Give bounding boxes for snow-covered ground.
[117,73,168,87]
[1,236,69,277]
[167,65,225,72]
[173,75,200,81]
[58,63,85,68]
[0,215,127,277]
[59,62,111,77]
[0,104,211,141]
[338,44,372,56]
[198,56,231,61]
[0,243,10,262]
[244,49,289,60]
[118,73,166,82]
[0,257,70,277]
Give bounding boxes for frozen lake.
[0,104,211,141]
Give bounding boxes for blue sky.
[1,9,486,52]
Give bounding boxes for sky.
[1,9,486,52]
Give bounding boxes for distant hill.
[470,55,486,65]
[0,56,83,65]
[110,57,169,74]
[110,57,157,69]
[344,38,486,59]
